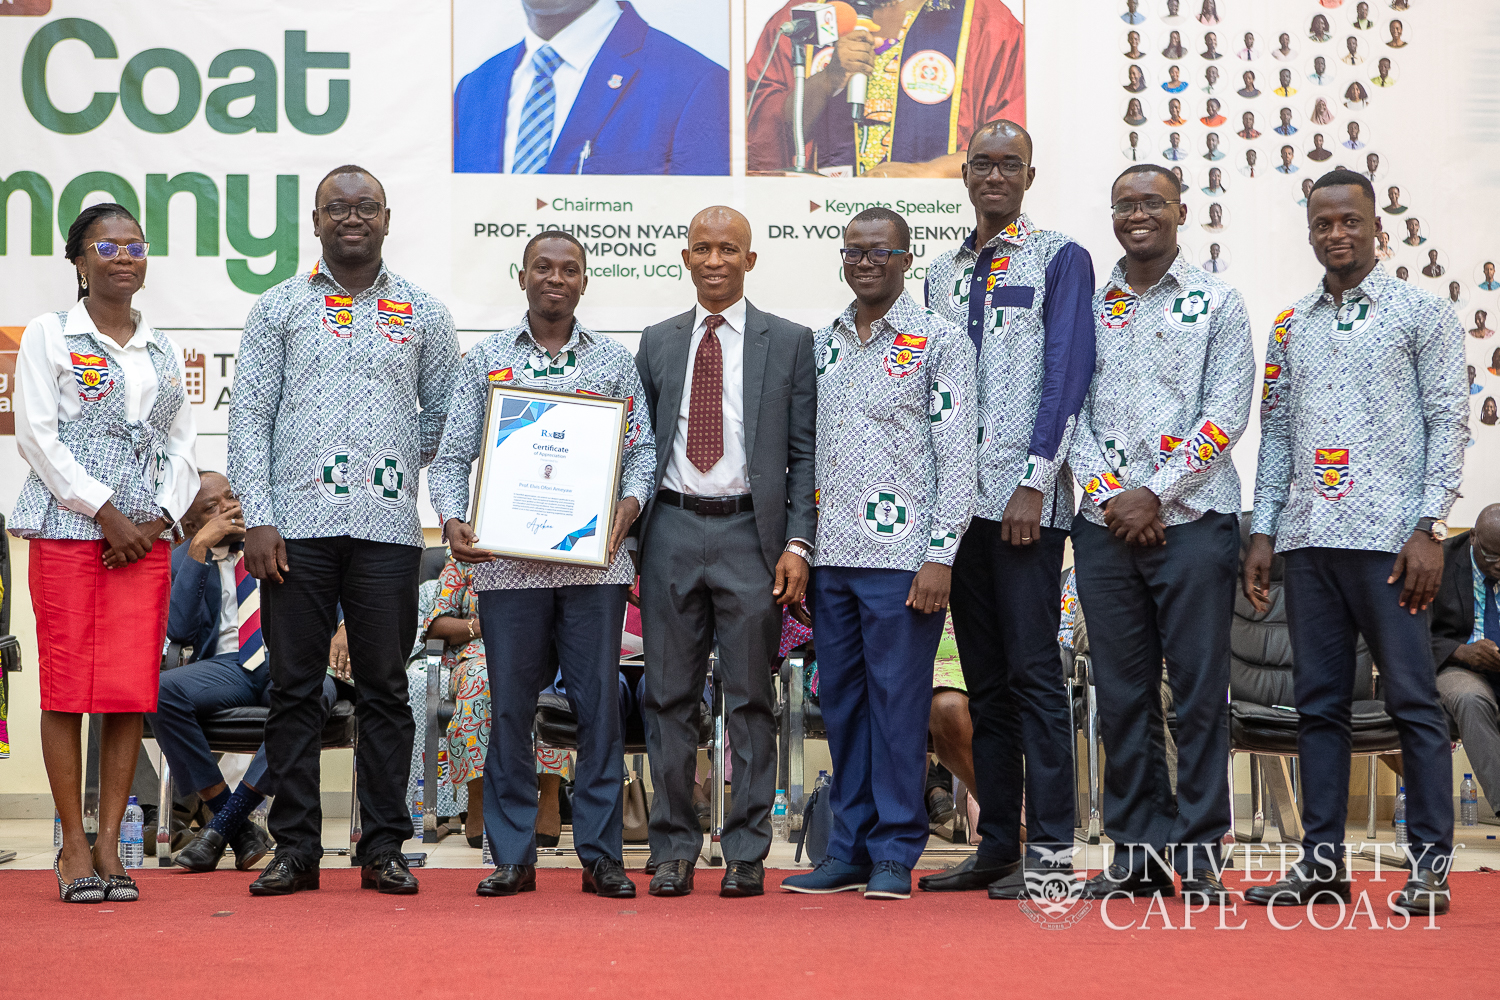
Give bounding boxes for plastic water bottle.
[815,770,831,793]
[1394,785,1408,846]
[53,810,62,849]
[1461,774,1480,827]
[482,831,493,867]
[772,789,791,843]
[120,796,145,869]
[411,778,424,839]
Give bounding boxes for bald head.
[684,205,756,311]
[1477,505,1500,544]
[688,206,751,249]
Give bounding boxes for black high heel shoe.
[54,849,106,904]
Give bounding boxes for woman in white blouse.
[10,204,199,903]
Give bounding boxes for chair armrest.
[160,640,189,672]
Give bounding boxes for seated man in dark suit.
[148,472,340,871]
[1432,504,1500,816]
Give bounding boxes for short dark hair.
[65,203,141,300]
[847,207,910,250]
[522,229,588,269]
[969,118,1033,162]
[1309,168,1376,209]
[1114,164,1180,196]
[315,164,386,205]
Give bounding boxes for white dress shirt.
[14,300,197,521]
[208,543,241,655]
[502,0,623,173]
[662,297,749,497]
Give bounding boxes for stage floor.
[3,816,1499,872]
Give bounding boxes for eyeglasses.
[320,201,384,221]
[1477,537,1500,567]
[967,157,1028,178]
[839,247,904,265]
[1111,199,1181,218]
[91,241,149,260]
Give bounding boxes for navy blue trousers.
[950,519,1073,864]
[1283,547,1454,868]
[476,584,627,867]
[149,657,271,796]
[811,566,946,868]
[1072,512,1237,876]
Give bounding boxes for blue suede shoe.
[781,857,874,894]
[864,861,912,900]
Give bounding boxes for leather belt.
[657,488,754,516]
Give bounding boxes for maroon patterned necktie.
[686,314,725,473]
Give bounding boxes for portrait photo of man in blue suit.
[454,0,730,175]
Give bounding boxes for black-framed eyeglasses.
[1111,199,1181,219]
[91,241,149,260]
[1476,536,1500,567]
[320,200,384,221]
[967,157,1028,178]
[839,247,903,265]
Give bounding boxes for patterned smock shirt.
[1072,249,1256,526]
[813,290,977,572]
[229,258,460,549]
[427,316,656,590]
[1251,262,1467,554]
[924,214,1097,528]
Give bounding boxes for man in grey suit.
[635,206,817,898]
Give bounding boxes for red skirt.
[30,538,171,713]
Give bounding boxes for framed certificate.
[470,385,628,568]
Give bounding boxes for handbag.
[793,777,833,865]
[622,767,649,843]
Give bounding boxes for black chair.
[1228,516,1400,844]
[0,517,20,866]
[533,648,724,862]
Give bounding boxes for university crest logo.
[1313,448,1353,501]
[860,484,913,543]
[70,352,114,402]
[1100,288,1138,330]
[1184,420,1230,472]
[1018,846,1091,930]
[1156,434,1184,471]
[323,295,354,339]
[1261,363,1283,413]
[377,299,415,344]
[1271,307,1295,344]
[885,333,928,379]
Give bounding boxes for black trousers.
[949,517,1073,864]
[1072,512,1237,876]
[261,536,420,865]
[1283,547,1453,867]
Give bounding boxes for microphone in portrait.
[832,1,880,121]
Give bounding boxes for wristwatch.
[1416,518,1448,541]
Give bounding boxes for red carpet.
[3,868,1494,998]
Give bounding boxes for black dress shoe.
[1180,869,1232,904]
[583,857,637,898]
[918,853,1020,892]
[249,853,319,896]
[362,855,420,895]
[230,822,274,872]
[1390,867,1450,916]
[720,860,765,897]
[1244,861,1350,906]
[648,858,695,897]
[988,862,1075,900]
[477,864,537,896]
[1080,863,1176,900]
[174,828,230,873]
